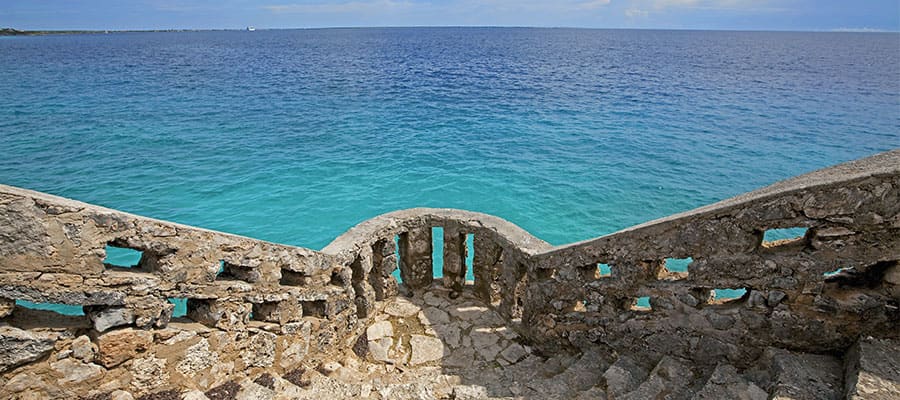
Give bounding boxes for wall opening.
[392,234,402,283]
[217,261,260,283]
[465,233,475,282]
[330,269,347,286]
[762,227,808,247]
[710,288,748,304]
[168,297,187,317]
[15,300,85,316]
[104,244,144,269]
[659,257,691,280]
[630,296,652,312]
[280,270,309,286]
[301,300,326,318]
[432,227,444,278]
[597,263,612,278]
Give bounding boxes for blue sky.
[2,0,899,31]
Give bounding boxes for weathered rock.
[384,298,420,317]
[434,323,461,348]
[71,335,95,361]
[182,390,210,400]
[408,334,444,365]
[419,307,451,325]
[366,320,394,363]
[50,358,105,385]
[95,328,153,368]
[603,356,649,398]
[499,343,528,364]
[88,307,135,332]
[451,385,488,400]
[177,338,218,376]
[0,325,56,372]
[766,348,842,400]
[111,390,135,400]
[620,356,694,400]
[242,331,277,368]
[0,297,13,318]
[844,337,900,400]
[130,355,168,393]
[236,381,275,400]
[694,364,767,400]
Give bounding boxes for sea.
[1,28,898,314]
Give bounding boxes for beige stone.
[95,328,153,368]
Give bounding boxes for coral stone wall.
[0,149,898,398]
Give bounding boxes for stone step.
[764,348,843,400]
[692,364,767,400]
[618,356,695,400]
[844,336,900,400]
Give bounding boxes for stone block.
[0,325,57,372]
[87,306,135,332]
[95,328,154,368]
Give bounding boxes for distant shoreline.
[0,27,237,36]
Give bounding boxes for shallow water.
[1,28,897,256]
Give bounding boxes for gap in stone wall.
[597,263,612,278]
[762,227,809,247]
[432,227,444,278]
[392,234,402,283]
[103,244,144,269]
[14,300,85,316]
[710,288,748,304]
[631,296,652,311]
[168,297,187,317]
[280,270,308,286]
[465,233,475,282]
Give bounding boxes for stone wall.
[0,149,898,398]
[0,185,356,397]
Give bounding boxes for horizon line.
[5,25,899,34]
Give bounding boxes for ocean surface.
[1,28,898,300]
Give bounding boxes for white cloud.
[576,0,612,10]
[624,8,649,17]
[264,0,414,14]
[622,0,785,17]
[264,0,612,15]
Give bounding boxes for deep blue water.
[1,27,898,255]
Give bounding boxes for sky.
[2,0,899,32]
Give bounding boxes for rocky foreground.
[3,283,897,399]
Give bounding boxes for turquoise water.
[1,29,898,313]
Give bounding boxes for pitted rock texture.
[0,150,899,398]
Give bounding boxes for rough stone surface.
[50,358,104,385]
[767,348,843,400]
[845,337,900,400]
[603,355,649,397]
[70,335,95,362]
[451,385,489,400]
[95,328,153,368]
[0,325,56,372]
[130,355,168,394]
[384,298,420,317]
[695,364,767,400]
[0,151,898,398]
[242,331,277,368]
[0,297,13,318]
[408,334,444,365]
[177,338,218,376]
[89,307,135,332]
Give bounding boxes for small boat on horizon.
[246,26,256,32]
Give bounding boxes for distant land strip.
[0,27,235,36]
